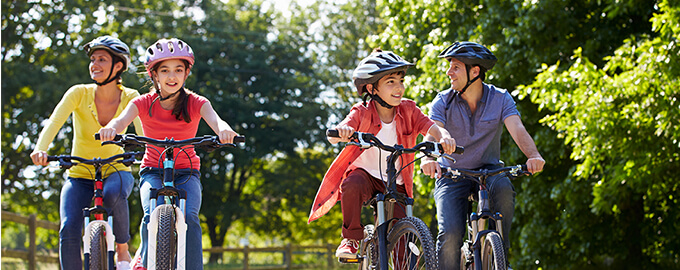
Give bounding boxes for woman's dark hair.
[148,59,192,123]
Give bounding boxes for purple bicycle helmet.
[144,38,195,77]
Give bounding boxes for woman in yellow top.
[30,36,142,270]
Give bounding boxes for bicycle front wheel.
[481,232,506,270]
[89,222,108,270]
[156,204,177,270]
[386,217,438,270]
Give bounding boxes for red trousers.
[340,169,407,240]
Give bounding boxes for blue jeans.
[138,167,203,269]
[433,165,515,270]
[59,172,134,269]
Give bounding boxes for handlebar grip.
[326,129,339,138]
[233,136,246,143]
[454,146,464,154]
[47,156,60,162]
[94,133,123,141]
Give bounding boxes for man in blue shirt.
[422,41,545,270]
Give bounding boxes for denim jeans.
[59,172,134,269]
[433,165,515,270]
[138,167,203,269]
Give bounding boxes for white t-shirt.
[349,120,404,185]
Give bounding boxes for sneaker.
[116,261,131,270]
[335,238,360,259]
[130,254,146,270]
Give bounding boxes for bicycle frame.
[101,134,244,270]
[48,152,141,270]
[147,143,189,270]
[444,165,529,270]
[329,130,463,270]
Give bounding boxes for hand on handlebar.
[216,129,239,144]
[97,127,118,142]
[328,125,355,144]
[421,158,441,179]
[438,136,457,155]
[526,156,545,174]
[30,150,49,166]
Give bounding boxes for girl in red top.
[307,49,457,259]
[99,38,239,270]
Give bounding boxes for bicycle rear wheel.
[386,217,437,270]
[156,204,177,270]
[481,232,506,270]
[89,222,108,270]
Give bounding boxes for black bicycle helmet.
[83,36,131,85]
[438,41,497,71]
[438,42,497,99]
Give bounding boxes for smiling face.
[89,49,122,83]
[445,58,471,91]
[368,71,406,107]
[152,59,189,96]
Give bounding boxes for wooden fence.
[204,243,337,269]
[1,210,60,270]
[2,211,340,270]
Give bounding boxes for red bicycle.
[48,151,142,270]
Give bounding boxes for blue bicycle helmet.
[83,36,131,85]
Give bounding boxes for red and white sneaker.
[335,238,360,259]
[130,253,146,270]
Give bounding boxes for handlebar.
[47,151,144,170]
[441,165,531,185]
[326,129,464,159]
[94,133,245,152]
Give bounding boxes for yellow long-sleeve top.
[35,84,143,179]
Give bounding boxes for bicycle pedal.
[338,256,363,264]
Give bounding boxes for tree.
[2,0,332,264]
[363,0,665,268]
[516,0,680,267]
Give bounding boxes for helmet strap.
[94,59,123,86]
[148,87,183,117]
[457,64,480,95]
[369,93,394,109]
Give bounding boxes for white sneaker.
[117,261,131,270]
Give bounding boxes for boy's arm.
[504,115,545,173]
[328,106,361,144]
[422,120,455,179]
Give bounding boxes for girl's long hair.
[147,59,192,123]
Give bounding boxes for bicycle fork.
[83,217,116,270]
[83,171,116,270]
[147,197,188,270]
[468,189,504,270]
[147,155,189,270]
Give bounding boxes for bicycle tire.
[481,232,506,270]
[89,222,108,270]
[156,204,177,270]
[385,217,438,270]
